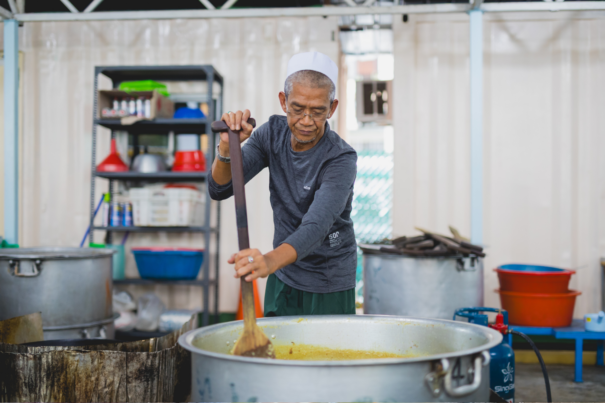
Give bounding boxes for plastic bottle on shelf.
[101,193,111,227]
[128,98,136,116]
[122,202,133,227]
[110,200,123,227]
[144,97,151,118]
[120,98,128,113]
[136,97,144,118]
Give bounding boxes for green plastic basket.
[119,80,169,97]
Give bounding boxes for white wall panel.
[3,17,339,313]
[393,12,605,317]
[3,11,603,318]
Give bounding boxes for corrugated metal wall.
[392,11,605,316]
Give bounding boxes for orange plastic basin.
[495,264,575,293]
[496,289,581,327]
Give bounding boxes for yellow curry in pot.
[273,343,407,361]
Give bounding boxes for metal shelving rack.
[89,65,223,326]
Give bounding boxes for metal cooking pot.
[0,248,115,340]
[179,315,502,402]
[131,153,167,173]
[363,251,484,319]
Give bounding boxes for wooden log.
[448,225,470,242]
[405,239,435,250]
[399,248,427,256]
[0,316,195,402]
[390,236,407,245]
[415,227,486,257]
[460,240,484,253]
[380,246,405,255]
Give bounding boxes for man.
[208,51,357,316]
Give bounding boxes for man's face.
[279,83,339,144]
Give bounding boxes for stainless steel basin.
[179,314,502,402]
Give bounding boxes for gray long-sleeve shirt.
[208,115,357,293]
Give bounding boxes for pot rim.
[178,314,502,367]
[0,247,115,260]
[360,249,478,261]
[43,313,120,331]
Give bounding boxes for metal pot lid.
[0,247,115,260]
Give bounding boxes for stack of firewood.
[367,227,485,258]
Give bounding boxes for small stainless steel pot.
[179,315,502,402]
[131,153,167,173]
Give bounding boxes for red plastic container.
[172,150,206,172]
[495,264,575,293]
[496,289,581,327]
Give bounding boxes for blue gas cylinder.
[488,313,515,402]
[454,308,515,402]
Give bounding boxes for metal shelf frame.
[94,171,207,182]
[9,3,605,24]
[114,279,217,286]
[95,118,209,134]
[93,226,217,233]
[89,65,223,326]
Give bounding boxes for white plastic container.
[130,187,205,227]
[585,311,605,332]
[176,134,200,151]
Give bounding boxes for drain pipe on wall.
[3,19,19,246]
[469,1,483,246]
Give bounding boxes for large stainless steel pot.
[363,252,484,319]
[179,315,502,402]
[0,248,115,340]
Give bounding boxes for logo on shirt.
[304,186,311,190]
[329,231,341,248]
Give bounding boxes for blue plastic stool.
[554,320,605,382]
[508,324,554,347]
[510,320,605,383]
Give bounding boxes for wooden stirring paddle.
[211,118,275,359]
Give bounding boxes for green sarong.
[264,274,355,316]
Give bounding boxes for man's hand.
[230,244,298,282]
[230,248,273,282]
[218,109,254,157]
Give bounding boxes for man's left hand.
[230,248,276,282]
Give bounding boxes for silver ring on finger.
[248,256,254,264]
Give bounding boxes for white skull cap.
[286,51,338,88]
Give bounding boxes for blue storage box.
[132,247,204,280]
[173,107,205,119]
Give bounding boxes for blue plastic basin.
[497,264,567,273]
[132,248,204,280]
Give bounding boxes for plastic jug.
[585,311,605,332]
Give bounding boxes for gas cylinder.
[454,307,515,402]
